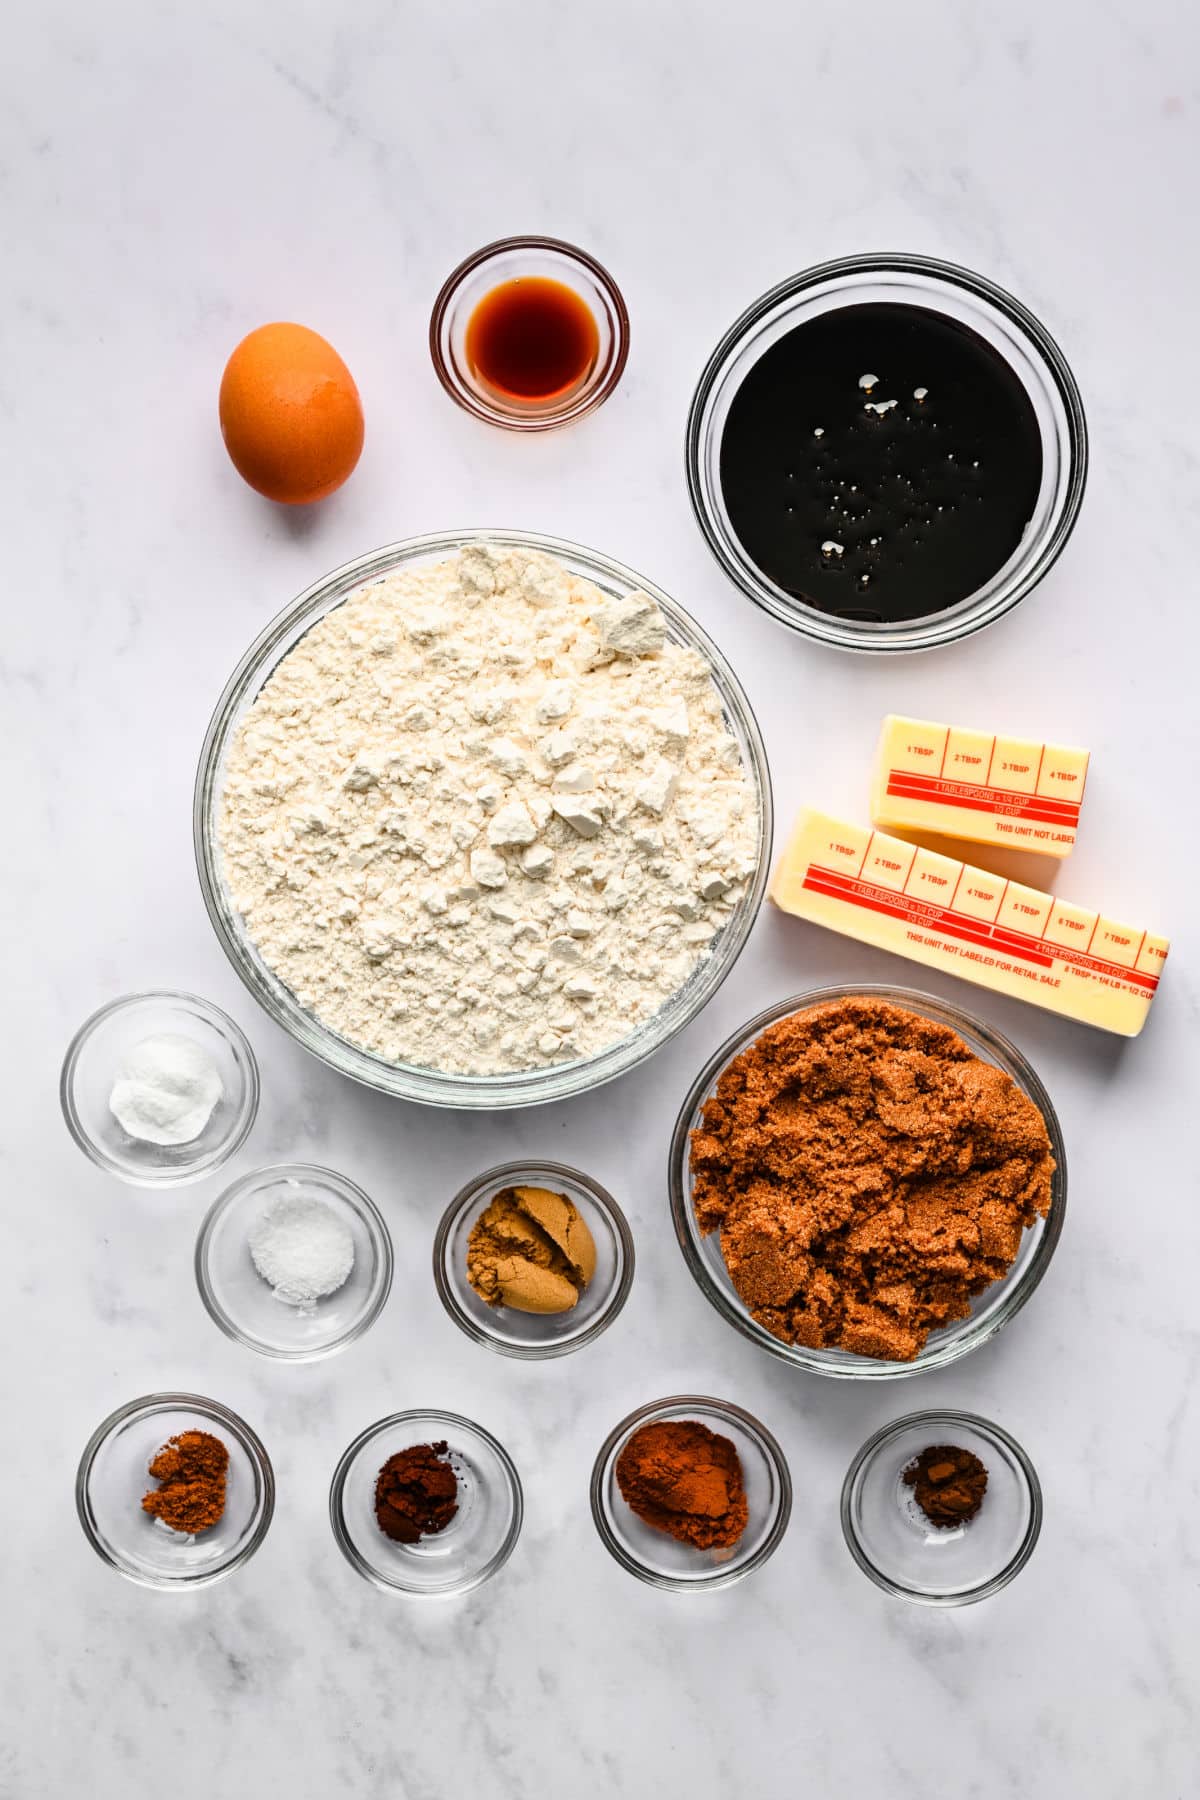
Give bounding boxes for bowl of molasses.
[686,252,1087,653]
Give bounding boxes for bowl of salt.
[196,1163,393,1360]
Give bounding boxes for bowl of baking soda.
[60,990,259,1186]
[196,1163,393,1360]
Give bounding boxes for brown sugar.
[141,1429,229,1535]
[903,1443,989,1527]
[615,1419,748,1550]
[690,997,1055,1362]
[374,1442,459,1544]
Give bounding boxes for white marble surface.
[4,2,1198,1793]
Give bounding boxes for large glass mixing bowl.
[195,531,771,1109]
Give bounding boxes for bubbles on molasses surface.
[719,300,1042,621]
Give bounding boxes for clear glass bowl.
[590,1395,792,1591]
[686,252,1087,652]
[60,990,259,1187]
[76,1393,274,1589]
[429,236,629,429]
[194,529,771,1109]
[433,1160,634,1359]
[841,1410,1042,1604]
[669,984,1067,1379]
[329,1410,523,1596]
[195,1163,393,1361]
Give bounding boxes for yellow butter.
[770,809,1167,1037]
[871,714,1090,857]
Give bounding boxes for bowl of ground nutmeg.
[841,1409,1042,1604]
[75,1393,275,1589]
[670,986,1066,1379]
[591,1396,792,1590]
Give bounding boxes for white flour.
[218,543,758,1076]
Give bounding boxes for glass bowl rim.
[839,1406,1043,1605]
[433,1158,636,1360]
[328,1408,524,1596]
[429,235,631,430]
[194,527,772,1110]
[59,988,260,1187]
[589,1392,793,1591]
[194,1160,395,1361]
[668,982,1068,1380]
[685,249,1089,653]
[75,1390,276,1590]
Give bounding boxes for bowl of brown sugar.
[669,986,1066,1380]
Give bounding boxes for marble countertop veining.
[4,2,1199,1795]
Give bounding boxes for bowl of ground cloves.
[840,1409,1042,1605]
[329,1409,523,1597]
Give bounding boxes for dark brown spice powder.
[903,1443,989,1527]
[374,1441,459,1544]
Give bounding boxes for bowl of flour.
[195,531,771,1108]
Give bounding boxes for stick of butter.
[871,714,1089,857]
[770,809,1168,1037]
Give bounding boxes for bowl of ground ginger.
[670,987,1066,1378]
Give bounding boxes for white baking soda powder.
[108,1033,223,1146]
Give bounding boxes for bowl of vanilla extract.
[686,252,1087,653]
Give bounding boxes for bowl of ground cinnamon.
[841,1409,1042,1604]
[671,986,1066,1379]
[75,1392,275,1589]
[329,1409,522,1596]
[591,1396,791,1589]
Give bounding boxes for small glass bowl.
[841,1410,1042,1605]
[195,530,771,1110]
[195,1163,393,1361]
[670,984,1067,1380]
[590,1396,792,1591]
[76,1392,274,1590]
[60,990,259,1187]
[686,252,1087,652]
[430,236,629,429]
[330,1410,523,1597]
[433,1161,634,1360]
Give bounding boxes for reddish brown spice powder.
[141,1430,229,1535]
[615,1420,748,1550]
[903,1444,989,1527]
[374,1442,459,1544]
[690,997,1055,1362]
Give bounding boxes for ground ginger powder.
[690,997,1055,1362]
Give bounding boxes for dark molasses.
[465,276,599,403]
[718,302,1043,623]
